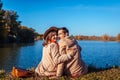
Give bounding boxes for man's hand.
[66,46,77,57]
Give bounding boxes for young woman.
[35,26,72,79]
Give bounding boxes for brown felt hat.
[43,26,58,40]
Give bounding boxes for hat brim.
[43,27,58,40]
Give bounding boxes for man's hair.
[58,27,69,35]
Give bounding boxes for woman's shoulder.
[49,42,58,48]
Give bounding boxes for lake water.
[0,40,120,72]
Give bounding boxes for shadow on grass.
[88,64,119,73]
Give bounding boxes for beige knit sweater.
[35,42,71,77]
[57,36,88,77]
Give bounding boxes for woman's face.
[51,32,58,42]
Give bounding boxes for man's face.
[58,30,67,40]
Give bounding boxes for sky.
[2,0,120,36]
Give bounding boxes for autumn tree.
[0,0,2,10]
[17,26,35,43]
[0,1,8,43]
[116,33,120,42]
[102,34,109,41]
[0,1,35,43]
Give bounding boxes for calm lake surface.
[0,40,120,71]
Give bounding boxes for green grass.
[0,66,120,80]
[79,67,120,80]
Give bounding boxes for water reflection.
[0,42,41,71]
[0,44,21,71]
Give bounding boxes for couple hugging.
[35,26,88,79]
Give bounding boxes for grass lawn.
[0,67,120,80]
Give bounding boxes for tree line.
[35,34,120,42]
[0,1,39,43]
[74,34,120,42]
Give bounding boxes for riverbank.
[0,67,120,80]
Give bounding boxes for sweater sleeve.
[59,40,77,58]
[56,63,64,77]
[50,43,71,65]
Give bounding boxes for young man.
[57,27,87,78]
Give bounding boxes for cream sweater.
[35,42,71,77]
[57,36,87,77]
